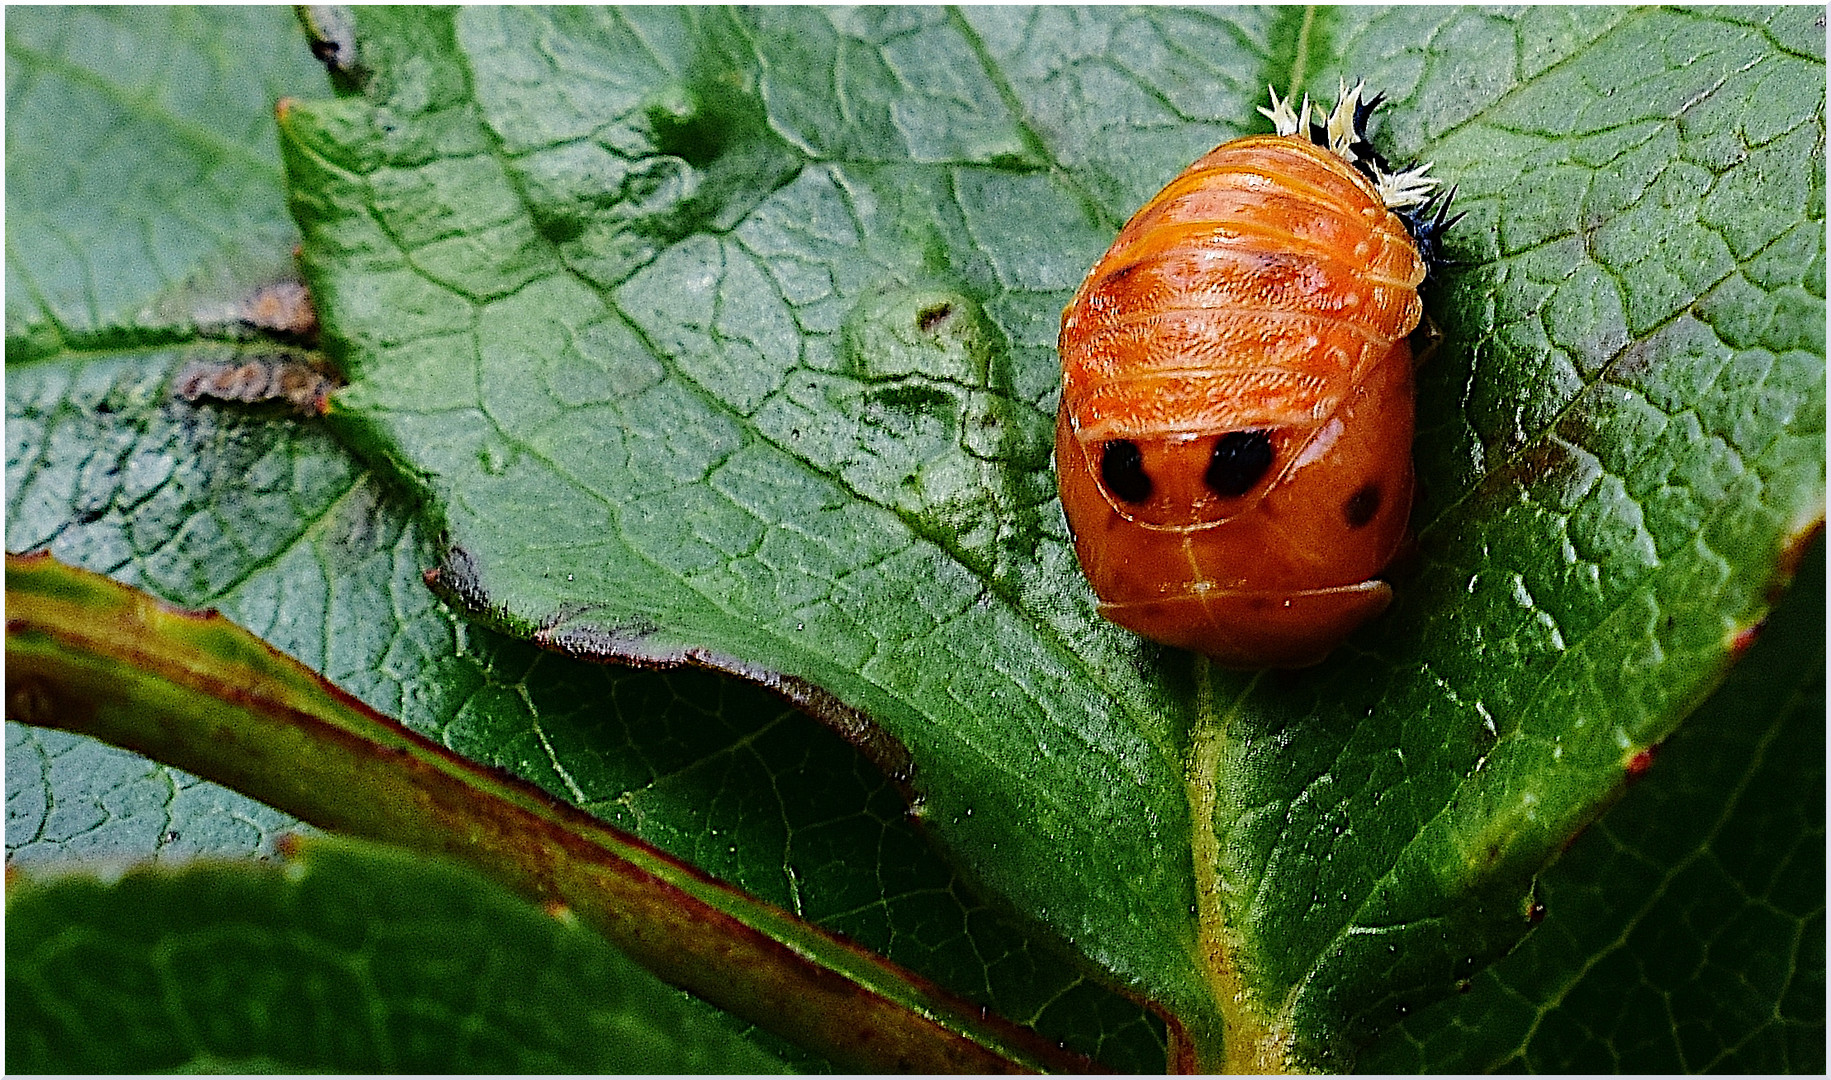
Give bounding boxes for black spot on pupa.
[1101,439,1152,503]
[1206,430,1273,497]
[1343,483,1382,528]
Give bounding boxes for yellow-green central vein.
[1186,663,1300,1073]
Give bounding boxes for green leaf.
[5,6,329,354]
[278,6,1823,1068]
[1360,534,1825,1072]
[9,6,1823,1072]
[285,1,1214,1038]
[6,549,1095,1074]
[6,834,791,1073]
[5,3,346,859]
[6,7,1166,1071]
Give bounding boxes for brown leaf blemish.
[917,301,954,335]
[1623,744,1658,782]
[173,353,337,415]
[1728,619,1765,658]
[237,280,319,341]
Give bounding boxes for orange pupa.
[1056,82,1455,667]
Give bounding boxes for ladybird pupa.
[1056,80,1456,668]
